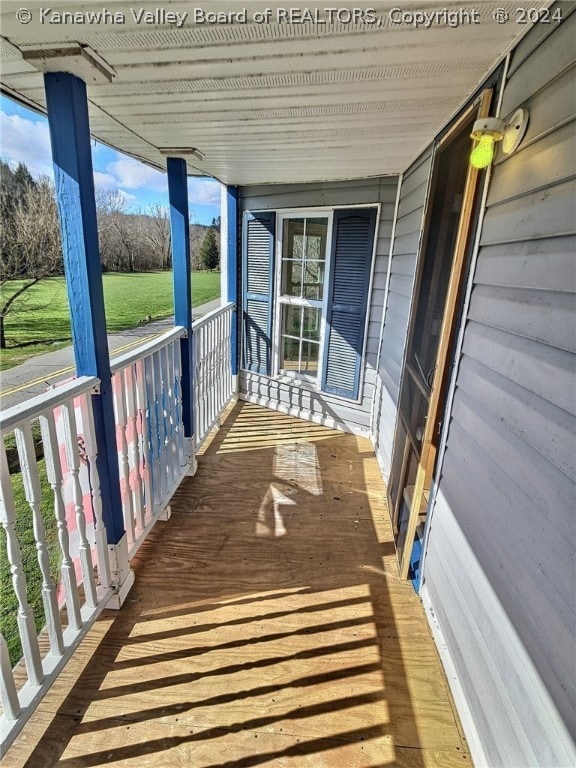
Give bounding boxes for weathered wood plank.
[3,403,469,768]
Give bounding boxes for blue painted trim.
[321,208,377,400]
[44,72,124,545]
[167,157,194,438]
[226,186,239,376]
[409,534,423,593]
[241,211,275,374]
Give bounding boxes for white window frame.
[270,203,381,401]
[273,210,334,385]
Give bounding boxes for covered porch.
[3,402,467,767]
[1,3,574,766]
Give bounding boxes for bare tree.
[145,203,171,270]
[0,176,62,349]
[96,189,140,272]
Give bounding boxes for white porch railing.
[193,302,235,448]
[110,326,188,559]
[0,376,113,753]
[0,304,235,755]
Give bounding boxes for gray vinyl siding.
[423,9,576,767]
[372,148,433,475]
[238,177,398,436]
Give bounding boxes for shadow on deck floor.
[4,402,471,768]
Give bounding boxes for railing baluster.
[143,353,160,508]
[60,401,97,610]
[40,411,82,631]
[113,370,135,548]
[0,632,20,721]
[219,312,225,414]
[154,350,168,499]
[195,326,202,450]
[14,422,64,657]
[162,344,175,487]
[78,396,112,590]
[204,321,210,432]
[0,442,43,686]
[124,365,145,532]
[198,324,202,448]
[135,359,153,526]
[166,340,179,477]
[173,341,185,468]
[0,375,115,754]
[209,318,215,428]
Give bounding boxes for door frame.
[392,88,493,580]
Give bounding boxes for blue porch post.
[224,186,239,384]
[44,72,134,608]
[44,72,125,547]
[166,158,195,464]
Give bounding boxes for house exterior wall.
[371,147,433,479]
[418,11,576,767]
[238,177,398,436]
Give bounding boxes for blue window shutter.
[322,208,376,399]
[242,211,276,374]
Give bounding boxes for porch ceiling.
[1,1,533,185]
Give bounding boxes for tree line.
[0,159,220,348]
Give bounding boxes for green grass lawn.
[0,271,221,370]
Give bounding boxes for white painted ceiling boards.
[0,2,539,185]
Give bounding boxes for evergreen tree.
[13,161,35,196]
[199,228,219,271]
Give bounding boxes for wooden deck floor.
[3,402,471,768]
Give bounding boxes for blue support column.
[225,186,239,377]
[44,72,125,546]
[166,158,194,443]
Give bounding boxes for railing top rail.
[0,375,99,434]
[110,326,186,374]
[0,303,235,431]
[192,302,234,332]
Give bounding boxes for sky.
[0,95,221,225]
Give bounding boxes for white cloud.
[106,156,166,192]
[0,111,54,179]
[1,106,219,219]
[93,170,119,191]
[188,177,221,206]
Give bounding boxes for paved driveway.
[0,298,222,410]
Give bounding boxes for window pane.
[281,217,328,300]
[281,336,300,371]
[278,216,328,382]
[302,307,321,341]
[302,260,325,300]
[304,218,328,261]
[281,259,303,297]
[283,219,305,259]
[301,341,320,376]
[282,305,302,338]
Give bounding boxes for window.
[242,206,377,401]
[277,216,330,381]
